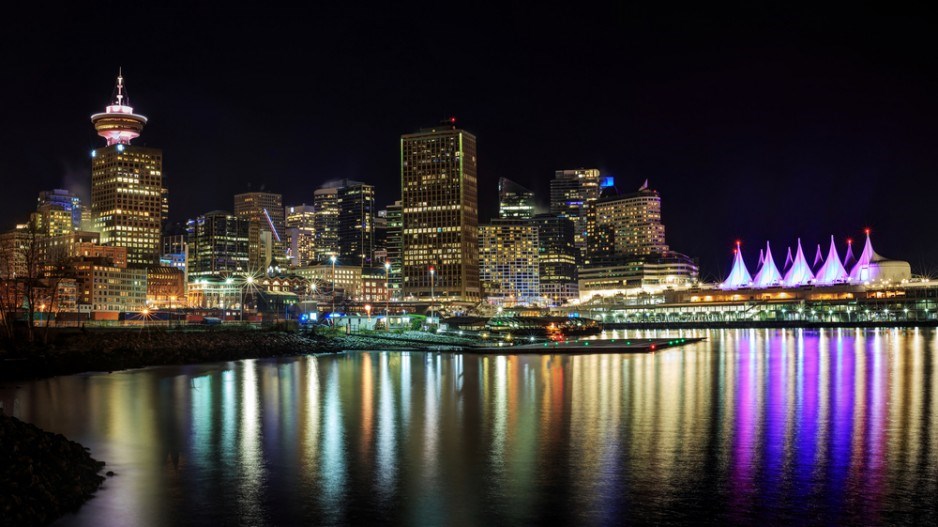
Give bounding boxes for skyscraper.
[385,200,402,299]
[550,168,601,258]
[285,204,316,267]
[479,219,540,305]
[234,191,285,271]
[337,181,375,266]
[313,185,339,262]
[186,211,249,277]
[90,71,166,267]
[529,213,579,304]
[34,189,83,237]
[498,177,535,219]
[588,185,668,260]
[401,120,480,302]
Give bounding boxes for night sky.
[2,6,936,279]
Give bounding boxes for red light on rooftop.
[449,116,456,123]
[864,228,871,235]
[847,238,853,244]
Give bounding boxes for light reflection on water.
[2,328,937,525]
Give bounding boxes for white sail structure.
[752,241,783,287]
[757,248,765,268]
[783,238,814,287]
[721,242,752,289]
[813,244,824,270]
[815,236,848,285]
[844,239,856,270]
[847,230,912,283]
[783,247,794,272]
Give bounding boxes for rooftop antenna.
[115,67,125,106]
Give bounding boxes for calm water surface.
[2,328,937,526]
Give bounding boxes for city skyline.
[2,7,937,278]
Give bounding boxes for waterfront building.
[146,265,185,309]
[294,263,363,302]
[479,220,540,305]
[401,121,480,302]
[160,234,188,279]
[0,225,30,279]
[186,211,249,277]
[578,253,699,301]
[90,71,166,267]
[752,242,783,287]
[529,213,579,304]
[70,246,147,318]
[498,177,536,219]
[285,204,316,267]
[722,231,911,289]
[234,191,285,270]
[550,168,601,258]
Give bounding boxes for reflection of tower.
[90,70,166,267]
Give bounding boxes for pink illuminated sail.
[783,238,814,286]
[844,239,856,270]
[813,244,824,270]
[848,230,882,282]
[721,242,752,289]
[752,241,782,287]
[815,236,848,285]
[783,247,793,272]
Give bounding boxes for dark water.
[2,328,937,526]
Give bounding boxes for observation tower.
[90,69,148,146]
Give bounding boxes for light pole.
[384,261,391,328]
[241,275,254,322]
[330,255,337,316]
[429,265,435,327]
[225,277,233,313]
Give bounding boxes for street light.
[241,275,255,322]
[429,265,435,327]
[384,261,391,329]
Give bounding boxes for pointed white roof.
[753,241,783,287]
[784,246,794,271]
[848,230,884,282]
[783,238,815,287]
[757,248,765,268]
[721,242,752,289]
[815,236,848,285]
[844,239,856,270]
[813,244,824,270]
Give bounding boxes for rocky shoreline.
[0,328,482,381]
[1,411,107,527]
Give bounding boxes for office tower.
[337,181,375,266]
[285,204,316,266]
[498,177,536,219]
[90,71,166,267]
[401,121,480,301]
[313,185,339,262]
[479,220,540,305]
[529,213,579,304]
[233,191,285,270]
[385,200,402,299]
[550,168,603,258]
[186,210,250,277]
[34,189,83,237]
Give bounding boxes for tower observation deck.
[90,69,147,146]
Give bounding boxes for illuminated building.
[587,183,668,260]
[479,220,540,305]
[722,231,911,289]
[34,189,83,237]
[529,214,579,304]
[401,121,480,302]
[146,265,185,309]
[285,204,316,267]
[234,191,285,270]
[550,168,602,258]
[90,71,166,267]
[385,200,402,298]
[498,177,535,219]
[579,181,698,300]
[69,245,147,318]
[313,185,339,262]
[186,211,249,277]
[160,234,188,277]
[0,225,30,279]
[336,181,375,266]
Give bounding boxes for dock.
[469,337,704,354]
